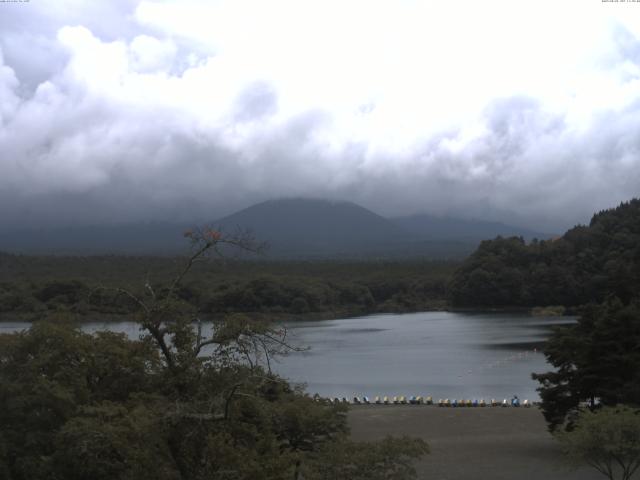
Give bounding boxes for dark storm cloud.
[1,1,640,233]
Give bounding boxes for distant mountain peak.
[0,197,553,258]
[213,197,404,257]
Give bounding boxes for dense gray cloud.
[1,1,640,233]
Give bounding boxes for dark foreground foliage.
[449,199,640,308]
[0,229,428,480]
[0,321,428,479]
[555,405,640,480]
[533,298,640,431]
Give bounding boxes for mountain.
[392,214,550,243]
[213,198,409,257]
[0,198,554,258]
[212,198,551,258]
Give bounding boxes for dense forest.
[449,199,640,308]
[0,255,455,321]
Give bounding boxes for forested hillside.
[449,199,640,308]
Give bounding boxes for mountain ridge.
[0,198,553,258]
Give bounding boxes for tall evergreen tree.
[533,298,640,430]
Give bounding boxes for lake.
[276,311,572,401]
[0,311,572,401]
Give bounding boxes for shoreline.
[0,304,573,324]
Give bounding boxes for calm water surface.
[1,311,572,401]
[276,311,573,401]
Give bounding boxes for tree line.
[0,256,454,321]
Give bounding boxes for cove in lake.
[0,311,572,401]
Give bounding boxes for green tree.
[0,227,428,480]
[449,198,640,308]
[556,406,640,480]
[533,298,640,430]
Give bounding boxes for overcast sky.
[1,0,640,232]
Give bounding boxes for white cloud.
[0,49,20,123]
[0,0,640,230]
[129,34,177,72]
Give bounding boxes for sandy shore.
[348,405,603,480]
